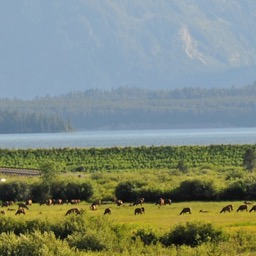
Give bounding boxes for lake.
[0,128,256,149]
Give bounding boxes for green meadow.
[1,145,256,255]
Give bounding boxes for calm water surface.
[0,128,256,149]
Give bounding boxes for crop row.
[0,144,254,171]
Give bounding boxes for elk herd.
[1,197,256,217]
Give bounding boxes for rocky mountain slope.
[0,0,255,98]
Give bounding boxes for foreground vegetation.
[0,201,256,255]
[1,144,256,255]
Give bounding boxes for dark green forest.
[0,110,72,133]
[1,82,256,133]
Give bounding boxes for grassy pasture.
[4,201,256,235]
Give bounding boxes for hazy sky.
[1,1,255,99]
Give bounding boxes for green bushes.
[0,181,94,203]
[0,231,77,256]
[172,179,218,201]
[0,215,256,255]
[160,221,227,247]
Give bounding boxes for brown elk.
[15,208,26,215]
[244,201,253,205]
[134,207,145,215]
[131,198,144,206]
[65,208,81,216]
[116,200,123,206]
[53,199,62,205]
[90,204,97,211]
[70,199,81,204]
[249,205,256,212]
[2,201,14,207]
[26,199,32,206]
[237,205,248,212]
[104,208,112,215]
[156,198,164,207]
[180,207,191,215]
[18,203,29,210]
[199,209,209,213]
[220,205,232,213]
[156,198,172,207]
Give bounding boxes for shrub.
[172,179,217,201]
[0,181,30,202]
[115,182,136,202]
[160,221,227,247]
[219,180,247,200]
[0,231,76,256]
[132,228,158,245]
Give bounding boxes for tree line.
[0,110,72,133]
[0,82,256,132]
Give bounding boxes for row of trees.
[0,110,72,133]
[0,83,256,131]
[1,175,256,203]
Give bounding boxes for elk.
[180,207,191,215]
[134,207,145,215]
[220,205,232,213]
[104,208,112,215]
[237,205,248,212]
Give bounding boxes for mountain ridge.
[0,0,256,99]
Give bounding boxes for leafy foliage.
[243,148,256,172]
[160,221,227,247]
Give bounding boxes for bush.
[219,180,247,200]
[0,231,76,256]
[115,182,136,202]
[160,221,227,247]
[132,228,158,245]
[172,179,217,201]
[0,181,30,202]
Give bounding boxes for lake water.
[0,128,256,149]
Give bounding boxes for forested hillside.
[0,110,72,134]
[0,83,256,133]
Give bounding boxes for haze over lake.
[0,128,256,149]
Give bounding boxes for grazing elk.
[2,201,14,207]
[70,199,81,204]
[134,207,145,215]
[15,208,25,215]
[18,203,29,210]
[199,209,209,213]
[180,207,192,215]
[90,204,97,211]
[156,198,172,207]
[53,199,62,205]
[156,198,164,207]
[65,208,81,216]
[220,205,232,213]
[131,198,144,206]
[104,208,112,215]
[26,199,32,206]
[249,205,256,212]
[244,201,253,205]
[40,199,53,206]
[237,204,248,212]
[91,200,101,207]
[116,200,123,206]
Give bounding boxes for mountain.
[1,0,256,99]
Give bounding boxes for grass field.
[4,201,256,235]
